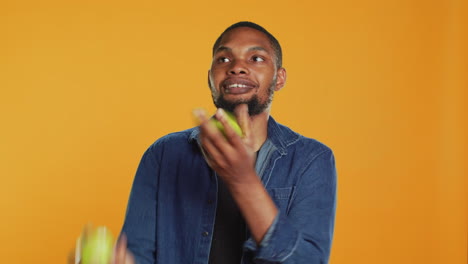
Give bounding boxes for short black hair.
[212,21,283,69]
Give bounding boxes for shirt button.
[202,231,209,237]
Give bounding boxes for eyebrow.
[214,46,269,54]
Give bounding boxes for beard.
[210,77,276,116]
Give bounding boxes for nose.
[228,60,249,75]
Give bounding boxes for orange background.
[0,0,466,263]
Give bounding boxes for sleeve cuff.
[243,211,300,263]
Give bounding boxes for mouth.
[222,78,257,95]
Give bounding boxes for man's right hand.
[68,234,135,264]
[112,235,135,264]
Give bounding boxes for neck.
[249,110,270,152]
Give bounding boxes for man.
[117,21,337,264]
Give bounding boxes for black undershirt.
[208,178,247,264]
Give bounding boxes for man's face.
[209,27,286,116]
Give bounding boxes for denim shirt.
[121,117,337,264]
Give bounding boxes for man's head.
[212,22,283,69]
[209,22,286,116]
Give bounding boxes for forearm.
[226,172,278,245]
[240,149,337,263]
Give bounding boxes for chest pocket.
[267,187,294,214]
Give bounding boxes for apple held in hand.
[81,226,114,264]
[210,110,243,137]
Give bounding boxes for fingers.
[72,223,92,264]
[214,108,242,144]
[113,234,130,264]
[193,108,228,145]
[233,104,251,139]
[193,107,253,174]
[193,108,232,166]
[124,252,136,264]
[192,108,209,124]
[199,128,230,168]
[67,248,78,264]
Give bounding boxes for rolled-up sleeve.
[244,149,337,264]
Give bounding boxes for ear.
[207,70,213,90]
[274,67,287,91]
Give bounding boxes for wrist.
[224,170,260,194]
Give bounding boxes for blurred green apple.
[81,226,114,264]
[211,110,243,137]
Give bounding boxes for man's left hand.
[194,104,257,187]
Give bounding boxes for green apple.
[211,110,243,137]
[81,226,114,264]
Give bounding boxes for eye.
[252,56,265,62]
[217,57,230,63]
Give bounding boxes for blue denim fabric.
[121,117,337,264]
